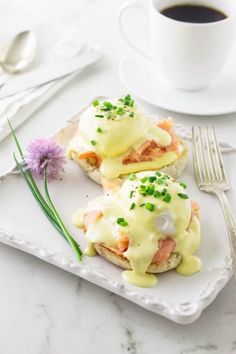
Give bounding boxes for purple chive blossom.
[25,138,66,180]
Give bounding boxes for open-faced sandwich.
[66,95,187,187]
[72,171,201,288]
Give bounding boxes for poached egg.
[72,171,201,288]
[67,96,184,179]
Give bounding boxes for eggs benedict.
[66,95,187,186]
[72,171,201,288]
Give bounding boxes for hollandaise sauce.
[66,96,184,179]
[72,171,202,288]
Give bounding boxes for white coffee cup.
[119,0,236,91]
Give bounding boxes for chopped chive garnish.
[129,100,134,107]
[91,140,96,146]
[163,194,171,203]
[153,191,161,198]
[180,182,187,189]
[103,101,112,107]
[120,94,135,107]
[139,185,147,196]
[146,186,155,196]
[129,190,135,198]
[148,176,157,183]
[117,107,125,115]
[93,100,99,107]
[145,202,155,212]
[141,176,148,183]
[130,203,136,210]
[97,127,103,133]
[156,178,165,185]
[161,188,167,196]
[177,193,189,199]
[155,171,162,177]
[129,174,136,181]
[139,203,145,207]
[129,112,134,117]
[103,101,113,110]
[95,114,104,118]
[117,217,128,227]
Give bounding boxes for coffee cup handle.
[118,0,150,58]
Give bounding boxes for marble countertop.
[0,0,236,353]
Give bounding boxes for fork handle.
[217,191,236,277]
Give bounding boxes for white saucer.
[119,49,236,116]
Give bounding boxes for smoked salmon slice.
[83,211,103,231]
[152,237,176,265]
[157,117,173,132]
[122,118,181,165]
[100,235,176,266]
[78,151,101,168]
[117,232,129,252]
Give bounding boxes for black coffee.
[161,4,227,24]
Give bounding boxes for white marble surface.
[1,0,236,353]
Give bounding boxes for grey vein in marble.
[76,279,82,294]
[181,344,218,354]
[38,304,53,354]
[231,340,236,353]
[109,293,141,354]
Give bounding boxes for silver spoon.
[0,31,37,86]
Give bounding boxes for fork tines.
[192,127,229,188]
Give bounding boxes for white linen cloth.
[0,1,102,141]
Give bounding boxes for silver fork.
[192,126,236,277]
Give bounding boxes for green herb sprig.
[9,121,83,261]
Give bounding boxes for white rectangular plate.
[0,104,234,324]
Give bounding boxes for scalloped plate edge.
[0,227,232,324]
